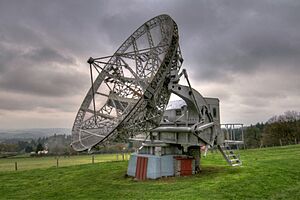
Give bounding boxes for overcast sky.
[0,0,300,129]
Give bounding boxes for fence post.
[279,139,282,146]
[56,158,59,168]
[92,155,94,164]
[122,153,124,161]
[116,154,119,161]
[15,162,17,171]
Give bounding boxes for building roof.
[166,100,186,110]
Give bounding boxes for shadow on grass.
[124,165,242,183]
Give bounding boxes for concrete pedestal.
[127,153,175,179]
[127,153,199,179]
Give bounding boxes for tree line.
[244,111,300,148]
[0,134,76,157]
[0,133,129,157]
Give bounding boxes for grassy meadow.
[0,145,299,199]
[0,153,129,171]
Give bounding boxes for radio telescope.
[71,15,243,179]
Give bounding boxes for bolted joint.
[87,57,95,64]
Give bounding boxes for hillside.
[0,145,299,199]
[0,128,71,139]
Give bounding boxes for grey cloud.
[0,47,14,73]
[0,40,87,97]
[0,92,81,112]
[0,0,300,127]
[240,96,269,108]
[173,0,300,82]
[0,66,89,97]
[24,47,75,64]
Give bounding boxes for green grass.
[0,153,129,171]
[0,145,300,199]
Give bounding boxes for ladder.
[217,144,242,166]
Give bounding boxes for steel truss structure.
[221,123,245,148]
[71,15,183,151]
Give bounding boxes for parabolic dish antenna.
[71,15,183,151]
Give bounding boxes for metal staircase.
[217,144,242,166]
[217,123,244,166]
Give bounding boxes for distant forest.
[244,110,300,148]
[0,134,75,157]
[0,134,128,157]
[0,111,299,156]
